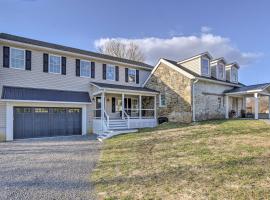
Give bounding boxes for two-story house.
[0,33,158,141]
[1,34,270,142]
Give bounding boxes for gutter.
[192,79,199,122]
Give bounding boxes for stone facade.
[194,81,235,121]
[145,63,192,123]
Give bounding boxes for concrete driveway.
[0,135,101,200]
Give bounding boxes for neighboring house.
[144,52,270,123]
[0,34,269,142]
[0,33,158,141]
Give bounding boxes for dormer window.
[231,67,238,82]
[202,58,209,75]
[217,63,225,79]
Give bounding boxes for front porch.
[90,82,158,134]
[225,83,270,120]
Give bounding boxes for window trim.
[128,68,137,83]
[230,67,238,83]
[201,58,210,76]
[159,94,166,107]
[79,59,91,78]
[9,47,26,70]
[48,54,62,74]
[106,64,116,81]
[217,63,225,80]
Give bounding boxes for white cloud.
[95,33,262,66]
[201,26,212,33]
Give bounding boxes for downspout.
[192,79,199,122]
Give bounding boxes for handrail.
[123,110,130,129]
[104,111,110,128]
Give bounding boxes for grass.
[92,120,270,200]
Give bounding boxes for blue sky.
[0,0,270,85]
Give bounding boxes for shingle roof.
[90,82,159,93]
[225,83,270,94]
[163,58,244,86]
[1,86,91,103]
[0,33,153,70]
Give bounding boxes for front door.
[96,97,101,117]
[124,98,132,115]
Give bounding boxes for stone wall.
[145,63,192,123]
[194,81,234,121]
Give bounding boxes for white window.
[159,94,166,107]
[128,68,136,83]
[49,55,61,74]
[217,63,225,79]
[231,67,238,82]
[10,48,25,69]
[106,65,115,81]
[202,58,209,75]
[80,60,91,77]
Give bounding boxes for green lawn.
[92,120,270,200]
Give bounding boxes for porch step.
[108,119,128,130]
[97,129,138,141]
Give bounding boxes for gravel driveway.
[0,135,101,200]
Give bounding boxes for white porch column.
[268,96,270,119]
[154,95,157,119]
[254,93,259,120]
[139,95,142,119]
[6,103,13,141]
[101,92,105,131]
[225,95,229,119]
[122,93,125,119]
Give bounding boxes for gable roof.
[1,86,91,103]
[225,83,270,94]
[177,52,213,64]
[211,57,227,65]
[163,59,243,86]
[0,33,153,70]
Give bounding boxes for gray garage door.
[14,107,82,139]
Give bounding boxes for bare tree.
[99,40,145,62]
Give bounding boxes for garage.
[14,107,82,139]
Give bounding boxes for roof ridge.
[0,33,153,69]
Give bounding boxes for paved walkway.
[0,135,101,200]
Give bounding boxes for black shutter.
[136,69,139,84]
[91,62,95,78]
[112,97,116,113]
[61,57,66,75]
[43,53,48,72]
[125,68,128,82]
[103,64,106,80]
[115,66,119,81]
[76,59,80,76]
[3,46,10,68]
[25,50,31,70]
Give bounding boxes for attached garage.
[14,107,82,139]
[1,86,91,141]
